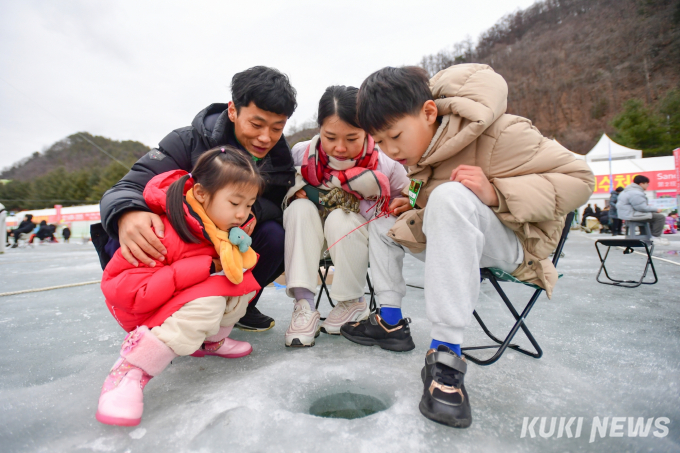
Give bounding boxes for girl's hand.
[294,189,308,200]
[389,198,412,216]
[212,258,223,273]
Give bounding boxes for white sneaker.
[652,236,670,246]
[285,300,321,347]
[320,298,370,335]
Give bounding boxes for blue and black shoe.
[339,313,415,352]
[419,345,472,428]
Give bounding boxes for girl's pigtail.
[166,174,200,244]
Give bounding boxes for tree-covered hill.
[0,133,148,211]
[420,0,680,156]
[0,132,148,181]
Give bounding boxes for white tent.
[585,134,642,162]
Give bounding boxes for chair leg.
[462,276,543,366]
[365,273,377,312]
[640,242,659,285]
[595,241,658,288]
[316,263,334,310]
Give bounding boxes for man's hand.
[294,189,308,200]
[241,215,257,236]
[118,211,167,267]
[389,197,413,216]
[450,165,499,207]
[657,209,663,213]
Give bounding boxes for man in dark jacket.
[8,214,35,248]
[581,204,595,226]
[98,66,297,331]
[608,186,624,235]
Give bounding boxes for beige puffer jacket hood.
[387,64,594,297]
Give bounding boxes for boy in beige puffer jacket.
[340,64,594,428]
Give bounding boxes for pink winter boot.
[190,326,253,359]
[95,326,177,426]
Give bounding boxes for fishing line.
[323,210,391,258]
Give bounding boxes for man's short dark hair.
[633,175,650,185]
[357,66,433,134]
[25,214,33,221]
[231,66,297,117]
[615,186,624,192]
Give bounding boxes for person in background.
[0,203,6,254]
[62,226,71,242]
[7,214,35,248]
[581,203,595,226]
[665,211,678,234]
[608,186,624,235]
[617,175,669,245]
[598,206,610,233]
[28,220,57,243]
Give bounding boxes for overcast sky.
[0,0,537,170]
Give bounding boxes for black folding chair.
[461,212,575,366]
[316,257,377,317]
[594,221,658,288]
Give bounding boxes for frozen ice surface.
[0,234,679,452]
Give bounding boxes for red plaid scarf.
[301,135,391,215]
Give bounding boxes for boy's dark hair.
[357,66,433,134]
[633,175,650,185]
[231,66,297,118]
[317,85,360,129]
[615,186,624,192]
[167,146,264,244]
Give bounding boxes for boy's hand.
[118,211,167,267]
[450,165,499,207]
[389,197,412,216]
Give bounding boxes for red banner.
[675,149,680,195]
[593,170,677,194]
[56,212,101,222]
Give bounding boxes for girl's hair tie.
[188,172,192,179]
[221,147,226,153]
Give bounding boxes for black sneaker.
[339,313,415,351]
[235,305,275,332]
[419,345,472,428]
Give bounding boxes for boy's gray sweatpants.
[369,182,524,345]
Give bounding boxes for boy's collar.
[421,116,449,161]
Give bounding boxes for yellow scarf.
[185,189,257,284]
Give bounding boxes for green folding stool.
[461,212,574,366]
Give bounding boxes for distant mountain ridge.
[419,0,680,154]
[1,132,149,181]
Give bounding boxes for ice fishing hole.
[309,392,389,419]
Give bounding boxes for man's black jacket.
[14,220,36,233]
[100,104,295,236]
